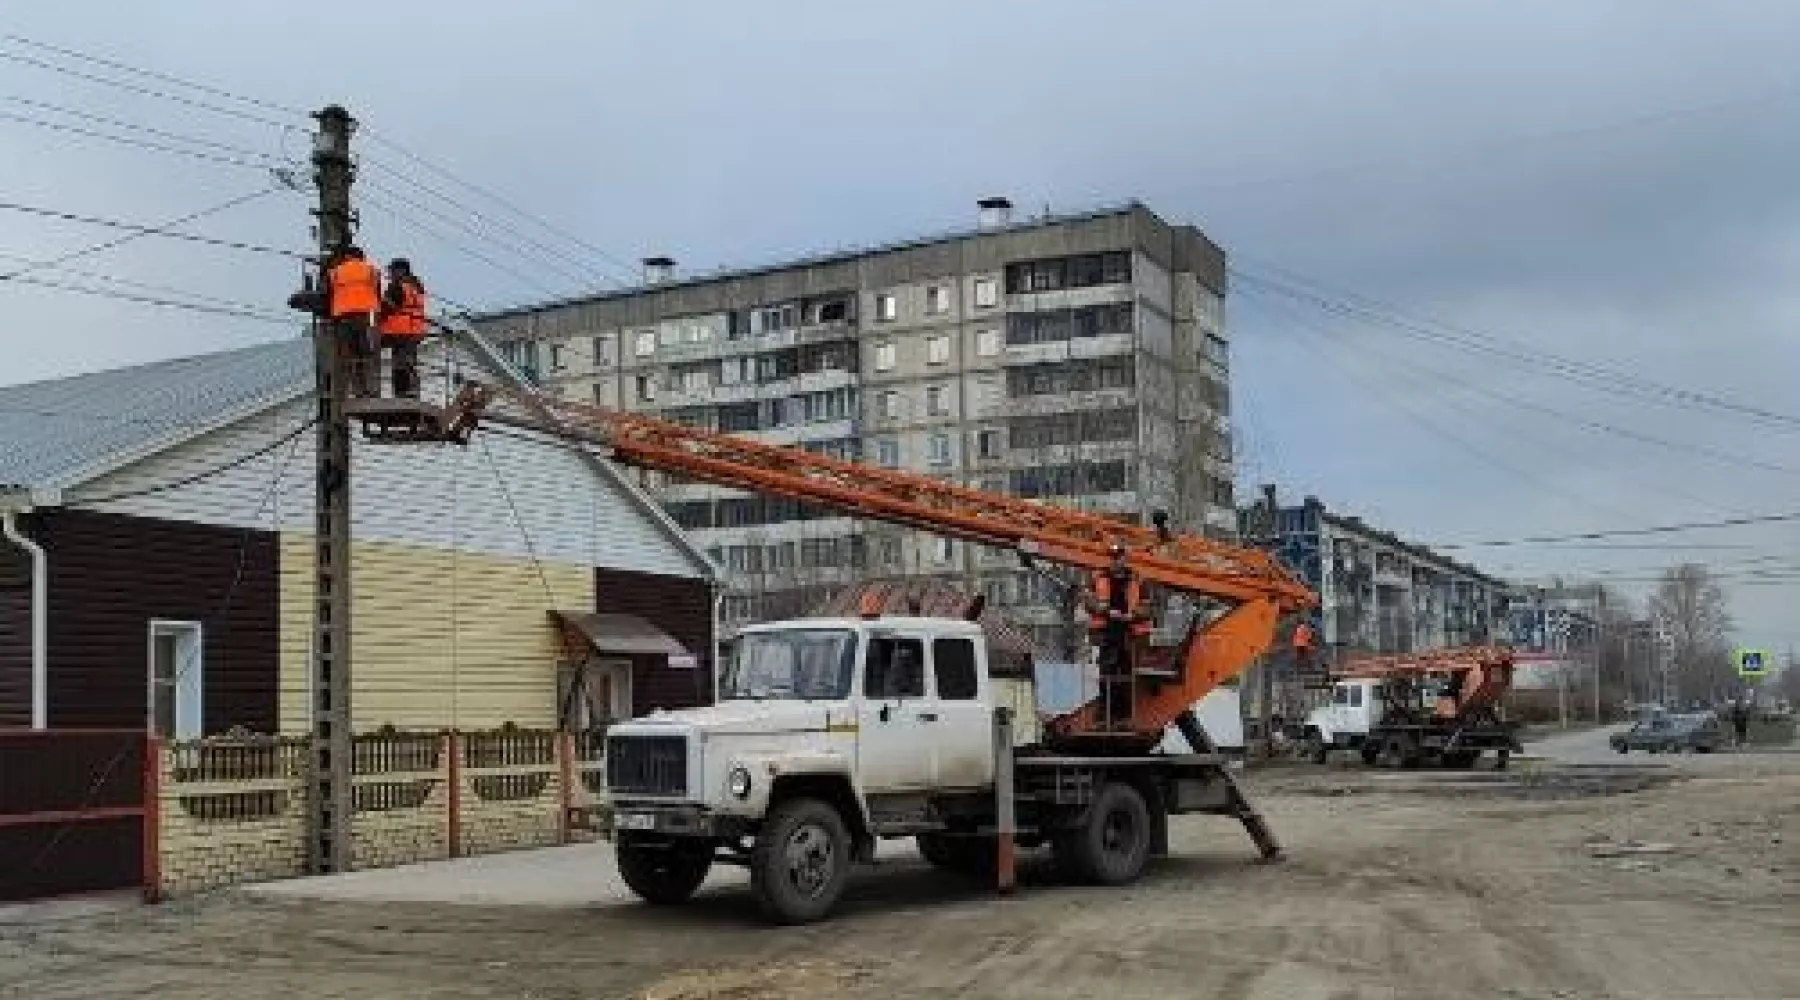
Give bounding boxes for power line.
[0,198,309,260]
[1441,509,1800,549]
[4,272,295,324]
[0,94,284,160]
[1244,283,1800,482]
[362,159,627,289]
[359,177,599,295]
[1,186,280,283]
[76,417,316,505]
[0,108,281,169]
[0,33,308,120]
[362,130,643,279]
[0,46,294,129]
[1234,266,1800,432]
[359,189,570,302]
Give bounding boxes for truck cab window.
[933,638,978,700]
[866,636,925,699]
[1349,686,1363,708]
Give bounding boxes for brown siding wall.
[32,510,278,732]
[0,542,30,727]
[594,567,713,713]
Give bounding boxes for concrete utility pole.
[1250,483,1280,756]
[308,104,357,875]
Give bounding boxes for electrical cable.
[0,250,283,313]
[1441,508,1800,549]
[0,33,308,119]
[358,176,600,294]
[1234,266,1800,432]
[0,198,310,260]
[361,130,643,279]
[0,108,280,168]
[4,273,295,324]
[0,186,282,283]
[0,94,282,160]
[362,159,628,290]
[75,417,316,505]
[0,45,294,129]
[358,189,571,302]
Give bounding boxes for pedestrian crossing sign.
[1735,648,1770,679]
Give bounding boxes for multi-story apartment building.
[475,200,1235,647]
[1247,496,1515,663]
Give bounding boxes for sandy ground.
[2,753,1796,1000]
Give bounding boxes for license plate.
[614,812,657,832]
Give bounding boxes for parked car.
[1610,713,1723,754]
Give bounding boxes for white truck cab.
[603,613,1275,923]
[1303,678,1383,754]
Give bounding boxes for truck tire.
[750,797,851,924]
[1055,782,1152,886]
[1302,729,1328,764]
[616,835,712,905]
[1381,733,1421,769]
[917,834,996,878]
[1441,749,1479,769]
[1359,740,1381,766]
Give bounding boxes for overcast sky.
[3,1,1799,649]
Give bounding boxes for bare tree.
[1647,564,1735,707]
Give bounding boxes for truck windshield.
[722,629,858,701]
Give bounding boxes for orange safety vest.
[327,258,381,318]
[1088,571,1151,637]
[378,279,428,338]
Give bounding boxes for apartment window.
[591,334,613,368]
[975,329,1001,357]
[547,343,567,371]
[1006,303,1135,346]
[874,342,897,372]
[634,374,656,403]
[925,285,949,315]
[879,391,900,419]
[718,357,748,386]
[592,382,607,406]
[977,429,1003,459]
[973,278,998,309]
[933,537,956,563]
[926,385,949,416]
[926,335,950,365]
[633,330,657,357]
[1004,251,1132,294]
[148,620,204,740]
[875,293,898,322]
[927,433,951,466]
[682,368,710,393]
[878,535,903,565]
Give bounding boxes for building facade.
[0,337,718,735]
[1249,496,1515,663]
[476,200,1235,649]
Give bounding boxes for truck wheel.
[1359,740,1381,766]
[1302,730,1328,764]
[1056,782,1152,886]
[917,834,996,878]
[1441,749,1479,770]
[616,835,712,905]
[750,797,851,924]
[1382,733,1421,769]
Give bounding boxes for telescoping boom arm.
[449,381,1317,750]
[1335,645,1518,721]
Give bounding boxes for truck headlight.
[727,765,752,799]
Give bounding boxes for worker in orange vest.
[376,258,429,398]
[1087,544,1152,678]
[325,246,383,396]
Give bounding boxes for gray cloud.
[3,0,1799,645]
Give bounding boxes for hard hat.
[389,257,412,271]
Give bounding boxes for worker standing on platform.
[325,245,382,396]
[377,258,429,399]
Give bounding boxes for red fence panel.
[0,729,148,902]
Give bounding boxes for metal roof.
[0,337,311,496]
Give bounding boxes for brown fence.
[0,729,150,902]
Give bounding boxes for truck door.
[927,635,995,790]
[857,633,936,792]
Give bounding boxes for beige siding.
[279,534,592,733]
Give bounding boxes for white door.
[148,621,204,740]
[590,658,634,724]
[925,635,994,789]
[857,633,937,792]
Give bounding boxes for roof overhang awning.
[551,610,692,659]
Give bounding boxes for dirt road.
[2,758,1795,1000]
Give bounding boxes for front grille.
[606,734,687,796]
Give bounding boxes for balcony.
[797,319,857,345]
[1002,333,1134,366]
